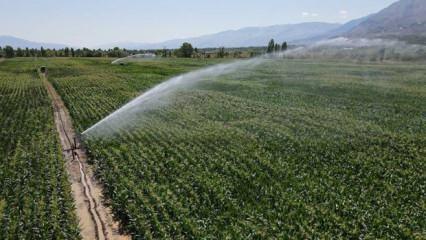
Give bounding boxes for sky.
[0,0,398,47]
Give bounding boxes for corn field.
[50,58,425,239]
[0,59,80,239]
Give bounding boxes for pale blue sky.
[0,0,397,47]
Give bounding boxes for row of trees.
[173,41,287,59]
[0,44,261,59]
[172,43,232,58]
[0,46,140,58]
[0,40,288,59]
[267,39,288,53]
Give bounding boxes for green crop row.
[0,59,80,239]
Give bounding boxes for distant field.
[0,59,80,239]
[1,57,425,239]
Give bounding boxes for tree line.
[0,46,139,58]
[267,39,288,53]
[0,39,288,59]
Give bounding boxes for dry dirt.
[41,72,130,240]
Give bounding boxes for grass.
[1,57,425,239]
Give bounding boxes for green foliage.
[267,39,287,53]
[0,199,4,216]
[176,42,194,58]
[0,45,267,59]
[0,59,81,239]
[217,47,226,58]
[15,48,23,57]
[281,41,288,51]
[48,58,425,239]
[64,47,70,57]
[40,47,46,57]
[4,46,14,58]
[267,39,275,53]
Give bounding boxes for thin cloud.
[302,12,319,18]
[339,10,349,19]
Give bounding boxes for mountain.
[345,0,426,44]
[297,16,370,44]
[0,36,68,49]
[99,22,341,49]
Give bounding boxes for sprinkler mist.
[82,38,425,138]
[82,54,284,138]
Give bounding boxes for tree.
[274,43,281,52]
[16,48,24,57]
[217,47,226,58]
[281,42,288,51]
[71,48,75,57]
[4,45,14,58]
[107,47,124,58]
[64,47,70,57]
[40,47,46,57]
[30,48,36,57]
[177,42,194,58]
[267,39,275,53]
[161,48,169,57]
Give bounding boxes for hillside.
[100,22,341,49]
[297,16,370,44]
[0,35,68,49]
[346,0,426,44]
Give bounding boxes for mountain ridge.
[0,35,68,49]
[3,0,426,49]
[345,0,426,44]
[97,22,341,49]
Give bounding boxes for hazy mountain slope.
[0,35,68,49]
[100,22,341,49]
[346,0,426,44]
[297,16,370,44]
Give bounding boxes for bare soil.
[41,72,130,240]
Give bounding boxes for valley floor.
[0,57,425,239]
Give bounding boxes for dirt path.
[40,72,129,240]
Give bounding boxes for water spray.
[83,54,279,137]
[83,37,424,138]
[112,53,157,64]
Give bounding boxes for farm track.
[40,72,129,240]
